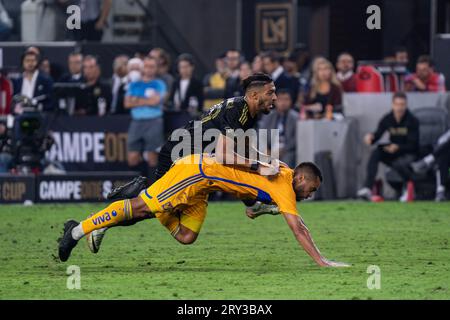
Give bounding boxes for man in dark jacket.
[358,92,419,201]
[12,51,53,112]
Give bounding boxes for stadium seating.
[355,65,384,92]
[386,107,449,199]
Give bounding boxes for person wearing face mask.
[127,57,144,83]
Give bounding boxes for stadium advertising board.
[46,115,130,171]
[35,173,137,203]
[0,174,35,204]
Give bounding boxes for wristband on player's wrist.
[250,162,259,171]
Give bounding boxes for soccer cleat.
[410,159,429,174]
[58,220,80,262]
[87,227,108,253]
[107,176,150,201]
[357,187,372,201]
[246,201,280,219]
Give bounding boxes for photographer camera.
[9,94,54,174]
[0,119,12,172]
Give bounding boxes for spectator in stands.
[225,49,242,79]
[25,46,41,56]
[11,51,54,112]
[262,51,298,102]
[124,56,166,181]
[283,52,301,79]
[149,48,174,94]
[75,55,111,115]
[411,129,450,201]
[259,89,298,168]
[301,57,343,120]
[203,53,227,109]
[283,52,301,105]
[0,0,12,41]
[0,71,13,115]
[295,49,313,108]
[394,46,409,66]
[61,0,112,41]
[110,55,129,115]
[39,58,52,78]
[336,52,357,92]
[127,57,144,83]
[59,52,84,83]
[252,54,264,73]
[404,55,446,92]
[357,92,420,201]
[168,53,204,116]
[225,61,252,98]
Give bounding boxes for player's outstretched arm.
[283,213,350,268]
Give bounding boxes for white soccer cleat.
[357,187,372,201]
[246,201,280,219]
[86,227,108,253]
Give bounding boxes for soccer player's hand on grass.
[320,258,351,268]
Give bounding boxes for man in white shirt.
[12,51,53,112]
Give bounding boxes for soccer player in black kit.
[86,73,282,253]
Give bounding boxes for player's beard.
[292,180,304,201]
[258,98,271,115]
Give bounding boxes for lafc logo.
[263,15,286,44]
[66,5,81,30]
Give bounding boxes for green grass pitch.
[0,201,449,299]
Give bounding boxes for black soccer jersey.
[156,96,257,178]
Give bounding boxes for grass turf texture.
[0,201,449,299]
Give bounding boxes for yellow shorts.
[139,155,209,234]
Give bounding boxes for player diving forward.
[86,73,283,253]
[58,153,350,267]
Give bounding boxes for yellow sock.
[81,199,133,234]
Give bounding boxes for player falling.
[58,154,350,268]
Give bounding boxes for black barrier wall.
[0,172,138,204]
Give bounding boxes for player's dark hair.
[392,91,407,101]
[242,73,273,92]
[295,162,323,182]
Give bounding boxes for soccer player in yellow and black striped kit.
[58,154,349,267]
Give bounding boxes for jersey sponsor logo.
[92,212,112,225]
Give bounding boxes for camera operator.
[11,51,54,113]
[8,95,54,174]
[0,121,12,172]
